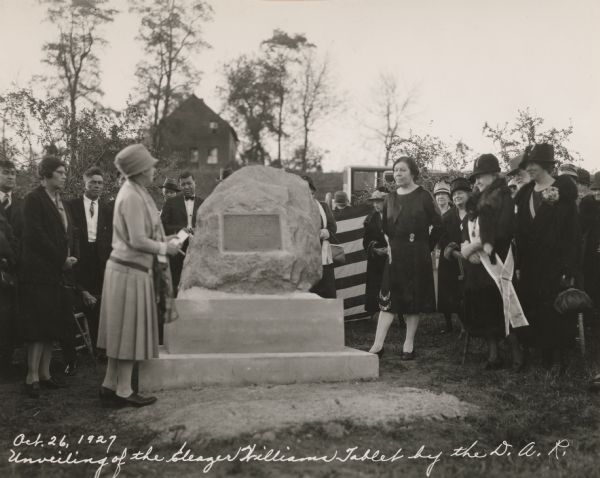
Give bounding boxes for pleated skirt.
[97,260,159,360]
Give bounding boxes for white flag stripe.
[337,216,367,233]
[341,238,364,254]
[337,283,366,300]
[344,304,368,316]
[335,260,367,278]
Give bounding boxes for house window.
[207,147,218,164]
[209,121,218,133]
[190,148,199,163]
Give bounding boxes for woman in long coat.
[514,143,581,368]
[437,177,471,333]
[98,144,180,407]
[19,156,78,398]
[369,156,442,360]
[362,189,388,315]
[580,172,600,308]
[460,154,523,370]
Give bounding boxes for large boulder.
[179,166,322,294]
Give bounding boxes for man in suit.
[160,170,203,295]
[0,156,22,380]
[64,166,113,374]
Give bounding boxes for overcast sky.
[0,0,598,172]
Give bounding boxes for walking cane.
[451,249,469,364]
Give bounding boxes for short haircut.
[83,166,103,179]
[179,170,194,181]
[0,160,16,171]
[392,156,419,180]
[38,155,66,179]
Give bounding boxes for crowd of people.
[1,142,599,407]
[363,146,600,381]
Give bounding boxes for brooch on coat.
[409,233,415,242]
[541,186,560,204]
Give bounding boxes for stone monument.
[139,166,378,390]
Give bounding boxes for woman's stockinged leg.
[102,358,118,391]
[26,342,43,384]
[38,342,53,381]
[403,314,420,353]
[115,360,135,398]
[369,311,395,354]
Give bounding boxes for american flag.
[332,203,373,321]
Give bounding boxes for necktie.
[0,195,8,210]
[90,201,95,218]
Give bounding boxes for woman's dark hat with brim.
[161,177,180,192]
[450,177,472,195]
[469,154,501,180]
[577,167,591,186]
[506,153,525,177]
[519,143,555,168]
[590,172,600,190]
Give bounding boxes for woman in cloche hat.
[437,177,471,334]
[514,143,581,369]
[97,144,182,408]
[460,154,525,370]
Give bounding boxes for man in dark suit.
[0,156,22,380]
[160,170,203,295]
[64,166,113,374]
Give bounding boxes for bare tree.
[40,0,117,165]
[293,50,337,172]
[368,73,417,166]
[130,0,213,153]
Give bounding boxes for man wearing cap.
[160,171,203,295]
[514,143,581,369]
[363,189,388,317]
[437,177,471,334]
[64,166,113,375]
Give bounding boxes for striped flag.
[333,203,373,321]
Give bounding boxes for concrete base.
[138,347,379,391]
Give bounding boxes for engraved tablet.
[222,214,282,252]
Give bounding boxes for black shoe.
[40,376,68,389]
[64,362,78,376]
[400,351,416,361]
[24,382,40,398]
[99,386,118,406]
[114,393,157,408]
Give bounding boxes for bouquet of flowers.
[542,186,560,204]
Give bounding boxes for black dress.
[362,210,387,313]
[437,207,463,315]
[514,176,580,349]
[379,187,441,314]
[580,195,600,307]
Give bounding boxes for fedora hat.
[433,181,451,197]
[161,177,180,192]
[450,177,472,196]
[334,190,349,206]
[367,190,387,201]
[520,143,555,167]
[469,154,501,180]
[590,172,600,190]
[115,144,158,178]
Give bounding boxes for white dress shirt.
[184,197,194,229]
[83,195,99,242]
[0,190,12,209]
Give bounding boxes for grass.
[1,313,599,477]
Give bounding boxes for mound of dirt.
[116,381,477,443]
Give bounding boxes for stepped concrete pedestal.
[138,292,379,391]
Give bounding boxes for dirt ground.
[1,314,599,478]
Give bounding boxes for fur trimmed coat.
[514,175,581,348]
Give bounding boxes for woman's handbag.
[330,244,346,266]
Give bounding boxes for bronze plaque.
[222,214,282,252]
